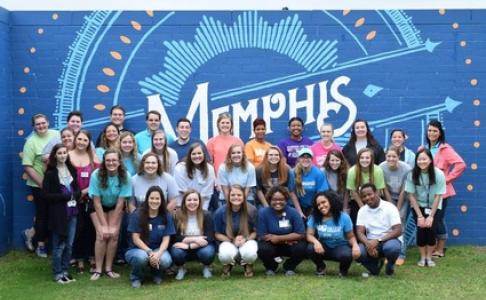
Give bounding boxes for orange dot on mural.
[19,86,27,93]
[94,104,106,111]
[18,107,25,115]
[366,31,377,41]
[17,129,24,136]
[465,58,472,65]
[131,21,142,31]
[467,184,474,191]
[27,195,34,201]
[102,67,115,76]
[473,141,480,148]
[52,13,59,20]
[438,9,446,15]
[146,10,154,17]
[470,79,478,86]
[23,67,30,74]
[474,120,480,127]
[120,35,131,44]
[473,99,480,106]
[30,47,36,54]
[460,40,467,47]
[37,28,44,34]
[342,9,351,16]
[471,163,478,170]
[22,173,28,180]
[452,228,460,236]
[110,51,122,60]
[355,17,365,27]
[460,205,468,213]
[452,22,459,29]
[97,85,110,93]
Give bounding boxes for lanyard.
[419,174,431,209]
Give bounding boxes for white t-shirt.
[356,199,401,240]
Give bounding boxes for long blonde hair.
[225,185,250,239]
[120,131,139,171]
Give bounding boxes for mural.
[7,9,484,248]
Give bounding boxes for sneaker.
[55,277,70,284]
[202,266,212,279]
[115,258,126,265]
[385,264,395,276]
[417,259,426,267]
[35,246,48,258]
[315,268,325,277]
[265,269,276,276]
[274,256,283,263]
[361,272,370,278]
[63,274,76,282]
[153,276,162,285]
[427,259,436,267]
[175,267,186,281]
[285,270,296,276]
[22,229,34,252]
[131,280,141,288]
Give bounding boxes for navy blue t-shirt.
[128,210,176,250]
[213,204,257,236]
[257,206,305,237]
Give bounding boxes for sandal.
[432,252,445,258]
[244,264,254,278]
[90,272,102,281]
[222,265,232,277]
[105,270,120,279]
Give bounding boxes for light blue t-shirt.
[88,169,132,207]
[289,166,329,209]
[307,212,353,248]
[135,129,175,155]
[217,163,256,200]
[405,167,446,209]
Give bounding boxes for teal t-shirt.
[88,169,132,207]
[307,212,353,248]
[405,167,446,209]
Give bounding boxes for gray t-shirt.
[379,161,411,200]
[131,173,178,208]
[323,169,339,192]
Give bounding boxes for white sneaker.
[427,259,436,267]
[175,267,186,281]
[417,259,426,267]
[202,266,212,279]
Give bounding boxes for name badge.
[279,219,290,228]
[148,224,152,231]
[424,208,432,216]
[80,171,89,178]
[67,200,77,208]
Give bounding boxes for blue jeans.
[51,216,77,280]
[125,248,172,282]
[170,244,216,266]
[358,239,401,275]
[435,197,449,240]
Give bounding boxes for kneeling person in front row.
[257,186,306,276]
[356,183,401,276]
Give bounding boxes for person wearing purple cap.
[289,147,329,218]
[277,117,313,168]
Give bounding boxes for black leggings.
[413,207,438,247]
[32,187,49,243]
[72,202,95,260]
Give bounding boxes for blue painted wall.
[0,7,12,255]
[4,10,486,249]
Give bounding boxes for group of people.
[21,106,466,287]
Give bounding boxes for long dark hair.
[47,143,73,170]
[185,143,209,180]
[412,149,436,186]
[98,149,127,189]
[311,190,343,225]
[97,123,120,149]
[426,119,446,148]
[348,119,379,146]
[74,129,96,168]
[138,186,168,244]
[323,150,349,194]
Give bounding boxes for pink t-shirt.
[311,142,342,167]
[207,135,244,176]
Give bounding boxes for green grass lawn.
[1,246,485,300]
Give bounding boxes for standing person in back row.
[135,110,175,155]
[277,117,313,168]
[342,119,385,166]
[244,118,272,167]
[22,113,60,257]
[169,117,210,163]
